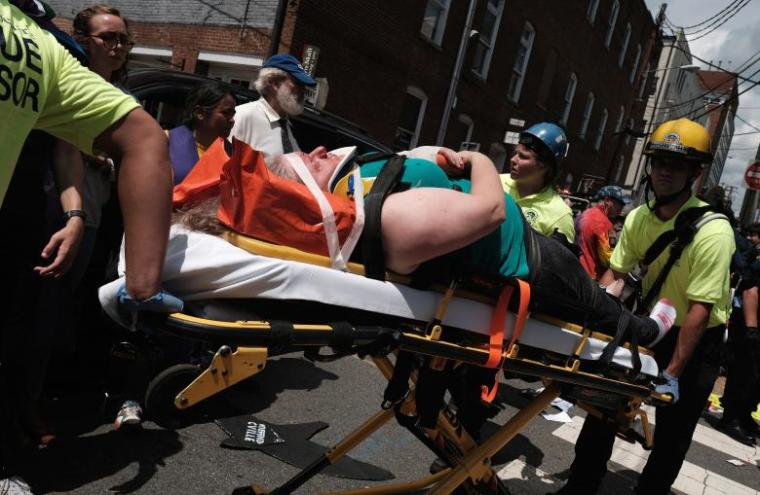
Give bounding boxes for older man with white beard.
[231,54,317,165]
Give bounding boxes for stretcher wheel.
[145,363,202,429]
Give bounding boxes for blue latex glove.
[117,285,184,329]
[654,371,679,404]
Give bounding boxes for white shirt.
[230,98,300,165]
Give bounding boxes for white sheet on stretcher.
[99,226,659,377]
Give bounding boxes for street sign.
[745,162,760,190]
[509,118,526,127]
[504,131,520,144]
[302,44,320,76]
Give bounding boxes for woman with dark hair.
[168,82,236,184]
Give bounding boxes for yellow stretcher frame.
[141,231,667,494]
[142,311,668,495]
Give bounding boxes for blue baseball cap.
[263,54,317,87]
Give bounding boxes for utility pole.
[268,0,289,58]
[435,0,478,146]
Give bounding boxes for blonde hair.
[172,197,225,236]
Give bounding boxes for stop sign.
[745,162,760,190]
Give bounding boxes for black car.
[124,68,391,156]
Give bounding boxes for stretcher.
[99,226,670,495]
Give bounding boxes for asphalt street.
[16,353,760,494]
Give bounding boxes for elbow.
[486,200,506,230]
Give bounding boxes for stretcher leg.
[429,381,562,495]
[175,346,268,409]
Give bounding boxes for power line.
[736,113,760,133]
[664,0,743,30]
[664,0,753,40]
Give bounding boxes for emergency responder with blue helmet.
[592,185,631,206]
[500,122,575,243]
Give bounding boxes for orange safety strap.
[481,279,531,403]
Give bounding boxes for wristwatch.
[63,209,87,222]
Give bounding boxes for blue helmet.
[519,122,569,167]
[593,185,631,205]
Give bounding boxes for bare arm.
[665,301,712,377]
[94,108,172,300]
[381,151,505,274]
[743,286,759,327]
[35,141,85,277]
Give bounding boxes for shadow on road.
[18,428,182,494]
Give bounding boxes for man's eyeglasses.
[83,32,134,49]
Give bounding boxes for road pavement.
[16,353,760,494]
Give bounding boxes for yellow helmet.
[643,118,712,163]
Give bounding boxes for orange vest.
[174,139,358,257]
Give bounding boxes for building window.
[471,0,505,79]
[614,105,625,134]
[507,21,536,103]
[457,114,475,150]
[420,0,450,46]
[595,108,608,151]
[560,73,578,126]
[579,91,595,140]
[587,0,600,23]
[624,117,634,145]
[393,87,427,150]
[537,49,558,108]
[618,23,631,67]
[605,1,620,48]
[614,155,625,182]
[629,44,641,84]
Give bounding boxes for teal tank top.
[360,158,529,279]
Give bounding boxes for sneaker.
[114,400,143,432]
[0,476,34,495]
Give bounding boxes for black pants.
[722,314,760,423]
[563,324,724,494]
[530,233,658,343]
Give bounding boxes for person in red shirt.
[576,185,630,280]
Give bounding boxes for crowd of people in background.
[0,1,757,495]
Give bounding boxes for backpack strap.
[640,206,728,310]
[362,155,406,280]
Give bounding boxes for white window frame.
[471,0,505,79]
[587,0,600,23]
[457,114,474,147]
[420,0,451,46]
[629,44,641,84]
[560,73,578,126]
[579,91,595,140]
[595,107,608,151]
[618,23,631,67]
[507,21,536,103]
[614,105,625,134]
[605,1,620,48]
[397,86,428,149]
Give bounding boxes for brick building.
[695,70,738,191]
[50,0,659,190]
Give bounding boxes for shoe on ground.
[718,418,756,446]
[740,418,760,436]
[0,476,35,495]
[114,400,143,432]
[429,457,448,474]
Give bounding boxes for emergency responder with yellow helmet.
[554,118,735,495]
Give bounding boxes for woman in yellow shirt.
[500,122,575,243]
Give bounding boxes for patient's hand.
[34,217,85,278]
[435,147,466,177]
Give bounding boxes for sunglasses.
[84,32,134,49]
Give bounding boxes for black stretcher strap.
[382,351,416,408]
[269,320,294,352]
[362,154,406,280]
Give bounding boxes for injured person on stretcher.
[166,138,675,349]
